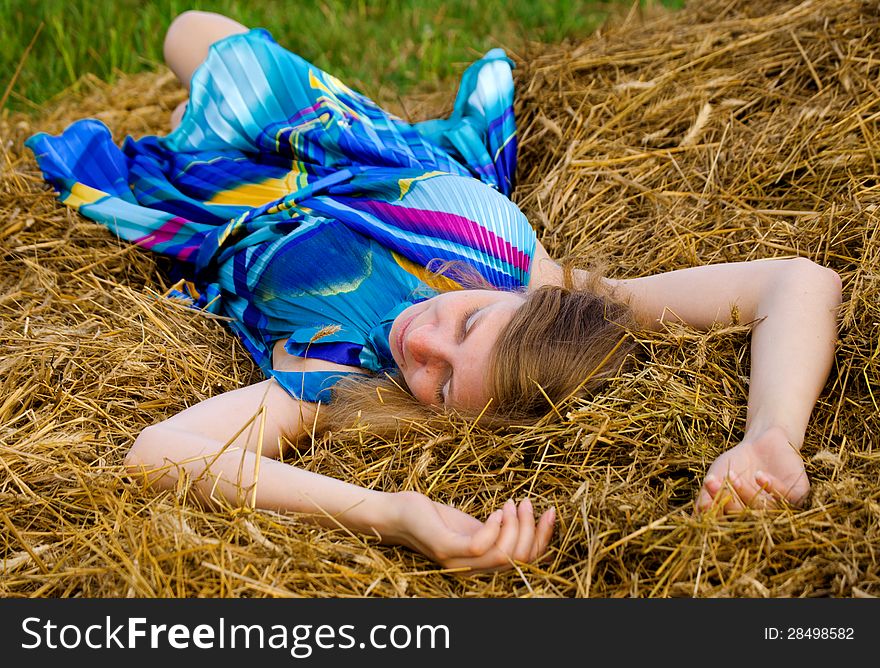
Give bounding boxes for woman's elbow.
[820,264,843,305]
[124,424,174,489]
[784,257,842,305]
[800,258,843,306]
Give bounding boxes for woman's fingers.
[698,470,785,515]
[436,498,556,572]
[697,474,723,513]
[713,474,743,513]
[754,469,800,506]
[750,470,780,508]
[467,508,503,557]
[724,471,750,512]
[731,470,788,510]
[457,499,556,571]
[494,499,520,561]
[512,499,536,562]
[697,473,746,514]
[530,506,556,562]
[504,499,557,565]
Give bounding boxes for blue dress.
[26,29,537,402]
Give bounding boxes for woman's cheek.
[401,370,425,402]
[416,377,438,405]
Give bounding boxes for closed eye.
[435,307,480,405]
[458,307,479,343]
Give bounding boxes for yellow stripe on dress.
[206,167,308,207]
[62,181,109,210]
[397,171,447,200]
[391,252,463,292]
[308,70,364,120]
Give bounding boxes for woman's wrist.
[349,489,411,546]
[282,480,406,544]
[372,490,423,547]
[741,422,802,452]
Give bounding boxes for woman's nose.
[407,323,448,368]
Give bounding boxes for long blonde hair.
[313,262,636,437]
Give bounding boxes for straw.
[1,0,878,598]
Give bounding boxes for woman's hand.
[387,491,556,572]
[696,426,809,514]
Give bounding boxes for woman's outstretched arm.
[125,358,554,571]
[618,257,841,512]
[531,242,842,513]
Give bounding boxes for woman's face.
[388,289,525,411]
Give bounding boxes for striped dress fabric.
[26,28,537,402]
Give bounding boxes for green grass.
[0,0,683,115]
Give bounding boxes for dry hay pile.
[1,0,879,598]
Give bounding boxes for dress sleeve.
[267,369,358,403]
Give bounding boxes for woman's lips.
[395,312,416,367]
